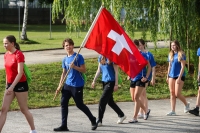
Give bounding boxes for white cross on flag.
[82,7,147,78]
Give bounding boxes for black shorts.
[169,76,185,81]
[198,81,200,86]
[7,81,29,92]
[130,79,147,88]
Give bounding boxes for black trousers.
[98,81,124,122]
[61,84,95,127]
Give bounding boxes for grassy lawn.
[0,24,166,53]
[0,48,197,110]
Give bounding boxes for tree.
[20,0,53,40]
[21,0,29,40]
[52,0,200,81]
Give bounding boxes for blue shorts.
[7,81,29,92]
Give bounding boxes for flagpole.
[80,5,104,48]
[53,5,104,100]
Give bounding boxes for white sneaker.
[29,130,37,133]
[117,115,126,124]
[184,102,190,113]
[166,111,176,116]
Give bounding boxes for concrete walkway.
[2,98,199,133]
[0,41,170,69]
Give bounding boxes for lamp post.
[18,0,20,40]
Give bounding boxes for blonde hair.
[100,56,112,65]
[169,40,185,62]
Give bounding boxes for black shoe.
[53,126,69,132]
[91,117,98,130]
[144,109,151,120]
[189,108,199,116]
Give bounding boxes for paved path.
[2,98,199,133]
[0,41,170,69]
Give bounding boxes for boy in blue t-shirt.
[53,38,97,131]
[189,48,200,116]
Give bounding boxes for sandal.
[128,119,138,123]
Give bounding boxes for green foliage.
[51,0,200,89]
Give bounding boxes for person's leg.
[133,86,146,120]
[139,84,148,116]
[0,91,15,131]
[167,78,176,115]
[189,86,200,116]
[15,92,35,130]
[72,86,95,122]
[196,87,200,107]
[174,79,187,105]
[98,82,113,122]
[54,87,70,131]
[61,89,71,127]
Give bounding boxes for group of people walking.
[0,35,200,132]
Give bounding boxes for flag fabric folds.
[83,7,148,78]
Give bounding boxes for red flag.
[83,7,148,78]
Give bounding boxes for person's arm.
[179,60,186,78]
[166,62,171,83]
[6,62,24,94]
[91,63,101,88]
[198,56,200,81]
[113,64,119,91]
[57,68,67,88]
[70,63,86,73]
[141,61,151,82]
[151,66,156,86]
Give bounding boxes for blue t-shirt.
[168,53,186,78]
[197,48,200,56]
[98,55,115,82]
[146,51,156,80]
[131,52,149,81]
[62,52,85,87]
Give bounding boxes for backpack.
[24,64,32,84]
[14,51,32,84]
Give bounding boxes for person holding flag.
[53,38,98,132]
[128,40,152,123]
[91,55,126,126]
[189,47,200,116]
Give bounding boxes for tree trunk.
[21,0,29,40]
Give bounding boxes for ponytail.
[14,42,20,50]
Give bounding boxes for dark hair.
[62,38,74,47]
[133,39,139,46]
[138,39,146,49]
[5,35,20,50]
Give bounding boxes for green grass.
[0,24,166,53]
[0,49,198,110]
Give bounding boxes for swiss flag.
[83,7,148,78]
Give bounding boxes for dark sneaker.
[91,117,98,130]
[189,108,199,116]
[96,119,102,127]
[53,126,69,132]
